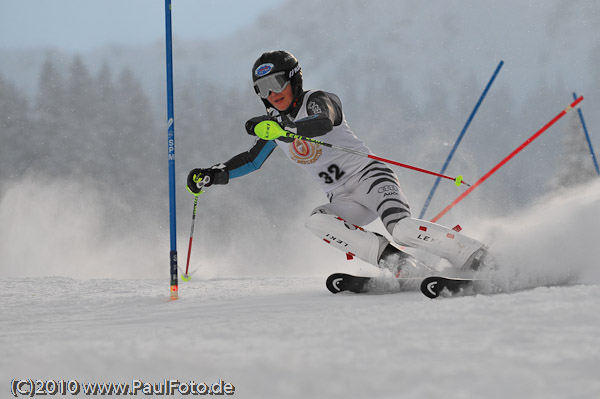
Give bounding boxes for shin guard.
[392,218,483,267]
[305,213,386,266]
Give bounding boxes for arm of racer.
[187,138,277,194]
[293,91,343,138]
[223,138,277,178]
[248,91,343,140]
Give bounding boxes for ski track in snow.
[1,181,600,398]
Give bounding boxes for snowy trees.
[0,55,160,204]
[0,75,31,184]
[550,112,599,190]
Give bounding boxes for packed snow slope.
[1,179,599,398]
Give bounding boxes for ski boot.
[461,245,489,271]
[378,244,433,279]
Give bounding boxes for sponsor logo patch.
[377,185,398,193]
[307,101,322,114]
[255,63,274,77]
[289,139,322,164]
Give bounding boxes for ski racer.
[187,50,487,277]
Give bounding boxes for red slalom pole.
[430,96,584,223]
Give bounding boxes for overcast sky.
[0,0,286,51]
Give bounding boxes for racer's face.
[267,82,293,111]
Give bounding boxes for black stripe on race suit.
[357,160,393,176]
[384,213,410,230]
[358,166,396,183]
[358,160,381,171]
[381,206,410,221]
[377,198,410,213]
[362,172,398,183]
[380,199,411,230]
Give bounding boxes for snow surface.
[1,180,600,398]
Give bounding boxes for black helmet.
[252,50,303,110]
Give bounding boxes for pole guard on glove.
[186,164,229,194]
[245,115,297,141]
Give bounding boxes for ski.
[420,276,484,298]
[326,273,422,294]
[326,273,372,294]
[326,273,488,297]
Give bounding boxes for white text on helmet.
[289,64,301,78]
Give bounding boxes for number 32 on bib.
[319,164,345,184]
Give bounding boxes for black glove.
[187,164,229,194]
[245,115,297,138]
[245,115,275,136]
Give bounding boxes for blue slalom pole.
[573,92,599,176]
[165,0,178,300]
[418,60,504,219]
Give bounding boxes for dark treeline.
[1,55,160,196]
[0,54,308,259]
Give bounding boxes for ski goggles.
[253,72,290,99]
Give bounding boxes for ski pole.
[181,194,199,282]
[182,176,209,282]
[280,131,470,187]
[430,95,584,223]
